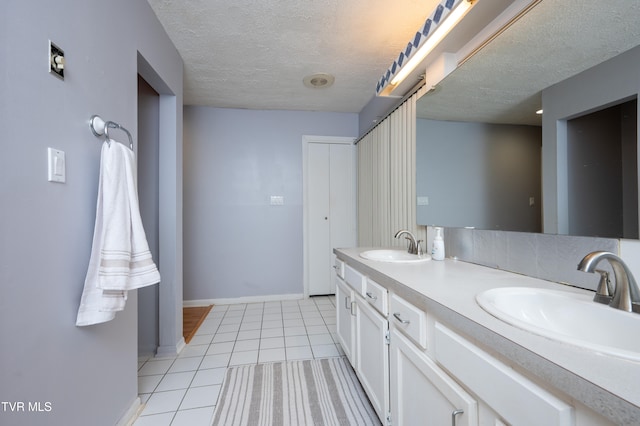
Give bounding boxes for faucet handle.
[593,269,613,304]
[404,236,416,254]
[416,240,424,256]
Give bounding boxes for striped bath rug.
[211,357,380,426]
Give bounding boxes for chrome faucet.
[577,251,640,313]
[394,229,423,255]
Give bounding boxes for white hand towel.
[76,140,160,326]
[97,139,160,292]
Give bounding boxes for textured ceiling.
[148,0,640,120]
[147,0,441,113]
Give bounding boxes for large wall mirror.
[415,0,640,237]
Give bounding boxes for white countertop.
[335,247,640,425]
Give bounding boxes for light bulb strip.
[390,1,471,86]
[376,0,473,95]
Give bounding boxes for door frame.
[302,135,356,298]
[137,53,184,358]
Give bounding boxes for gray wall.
[0,1,182,425]
[542,45,640,234]
[416,119,541,232]
[183,107,357,301]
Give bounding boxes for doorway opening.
[135,51,183,364]
[567,97,638,238]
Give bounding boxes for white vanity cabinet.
[335,262,363,367]
[363,277,389,316]
[335,251,629,426]
[389,292,427,349]
[355,275,391,423]
[354,291,390,424]
[389,328,478,426]
[335,263,390,424]
[344,263,366,294]
[434,323,575,426]
[389,293,574,426]
[335,276,355,365]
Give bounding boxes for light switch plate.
[48,147,66,183]
[270,195,284,205]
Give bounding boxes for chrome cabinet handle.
[344,296,351,310]
[366,292,378,301]
[350,301,356,316]
[393,313,410,324]
[451,409,464,426]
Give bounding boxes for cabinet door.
[390,329,478,426]
[355,295,390,424]
[335,276,355,366]
[434,323,573,426]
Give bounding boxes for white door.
[308,142,332,295]
[304,136,356,296]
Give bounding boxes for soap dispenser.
[432,227,445,261]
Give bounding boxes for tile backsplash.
[430,227,622,292]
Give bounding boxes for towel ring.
[90,115,134,149]
[104,121,134,149]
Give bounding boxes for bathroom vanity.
[334,247,640,426]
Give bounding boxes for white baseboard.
[156,336,186,358]
[117,396,141,426]
[183,293,305,307]
[175,337,186,354]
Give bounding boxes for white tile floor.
[134,296,339,425]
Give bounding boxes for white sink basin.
[476,287,640,361]
[360,249,431,263]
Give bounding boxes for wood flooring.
[182,305,213,344]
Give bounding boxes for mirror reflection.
[416,119,542,232]
[415,0,640,236]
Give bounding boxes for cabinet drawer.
[334,258,345,279]
[363,277,388,316]
[434,323,574,426]
[344,264,365,294]
[389,294,427,349]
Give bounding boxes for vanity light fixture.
[390,0,473,87]
[376,0,475,97]
[377,0,541,97]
